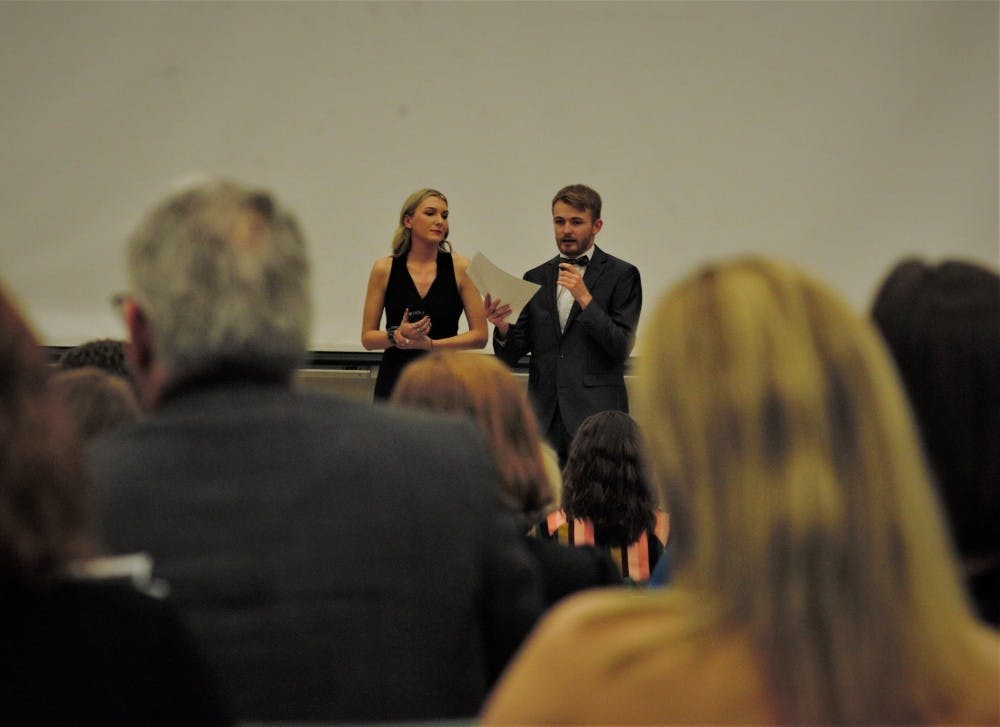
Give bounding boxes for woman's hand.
[395,308,433,349]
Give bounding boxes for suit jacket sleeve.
[576,262,642,364]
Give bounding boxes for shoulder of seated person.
[536,587,660,640]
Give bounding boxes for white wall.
[2,1,996,351]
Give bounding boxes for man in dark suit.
[486,184,642,462]
[91,179,543,723]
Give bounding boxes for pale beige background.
[3,1,996,352]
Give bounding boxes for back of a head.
[871,258,1000,563]
[127,179,312,378]
[50,367,141,442]
[0,282,93,582]
[635,257,977,723]
[58,338,133,383]
[391,352,553,517]
[562,410,656,544]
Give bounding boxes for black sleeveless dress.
[374,251,463,400]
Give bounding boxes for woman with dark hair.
[535,410,668,584]
[0,282,229,725]
[871,257,1000,626]
[361,188,488,399]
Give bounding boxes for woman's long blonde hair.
[391,188,452,257]
[635,257,978,723]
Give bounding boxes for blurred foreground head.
[392,351,554,517]
[0,282,94,582]
[50,367,141,442]
[871,258,999,563]
[635,256,979,723]
[122,179,312,406]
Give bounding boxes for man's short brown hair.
[551,184,602,221]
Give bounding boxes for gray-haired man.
[92,179,543,723]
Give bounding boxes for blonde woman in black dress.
[361,188,488,399]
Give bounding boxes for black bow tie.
[560,255,589,266]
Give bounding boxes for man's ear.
[592,218,604,235]
[122,300,169,411]
[123,299,169,410]
[123,299,154,374]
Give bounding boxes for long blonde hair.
[391,188,452,257]
[635,257,977,723]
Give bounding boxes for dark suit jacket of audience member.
[1,577,229,726]
[90,372,544,723]
[521,535,622,606]
[494,246,642,441]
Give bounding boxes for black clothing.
[375,250,464,399]
[1,577,229,726]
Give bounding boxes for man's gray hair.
[127,179,312,376]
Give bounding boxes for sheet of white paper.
[466,252,541,324]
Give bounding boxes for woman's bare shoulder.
[368,255,394,281]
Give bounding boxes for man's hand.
[484,293,512,338]
[558,263,593,309]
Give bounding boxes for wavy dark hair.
[58,338,132,383]
[0,282,95,582]
[561,410,657,544]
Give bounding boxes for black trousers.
[544,404,573,470]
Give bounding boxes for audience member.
[392,351,621,606]
[58,337,134,383]
[872,257,1000,626]
[482,257,999,725]
[647,540,676,587]
[0,282,228,725]
[534,410,668,584]
[51,366,141,441]
[90,179,543,723]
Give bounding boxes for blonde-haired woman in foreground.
[482,257,999,725]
